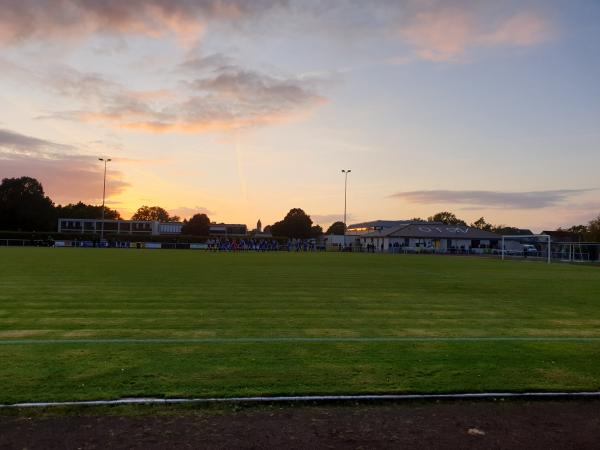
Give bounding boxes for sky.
[0,0,599,232]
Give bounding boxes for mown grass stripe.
[2,337,600,345]
[4,392,600,409]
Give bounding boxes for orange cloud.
[41,59,328,134]
[72,98,326,134]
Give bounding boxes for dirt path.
[1,400,599,449]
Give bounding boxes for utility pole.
[342,169,351,248]
[99,157,111,243]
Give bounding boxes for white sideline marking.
[3,392,600,409]
[1,337,600,345]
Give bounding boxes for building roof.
[347,219,501,239]
[347,220,427,230]
[58,217,182,225]
[542,230,585,242]
[386,224,500,239]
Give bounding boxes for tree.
[0,177,55,231]
[270,208,313,238]
[427,211,467,226]
[310,224,323,238]
[326,221,346,235]
[492,225,532,235]
[181,213,211,236]
[56,202,121,220]
[471,217,493,231]
[589,214,600,242]
[567,224,588,235]
[131,205,178,222]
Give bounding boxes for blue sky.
[0,0,599,231]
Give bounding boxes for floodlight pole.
[342,169,351,248]
[99,157,111,243]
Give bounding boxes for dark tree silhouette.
[326,221,346,235]
[310,224,323,238]
[427,211,467,226]
[56,202,121,220]
[131,205,178,222]
[589,214,600,241]
[471,217,493,231]
[0,177,55,231]
[270,208,313,238]
[181,213,211,236]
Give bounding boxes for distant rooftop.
[348,219,438,232]
[347,219,434,231]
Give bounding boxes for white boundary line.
[1,337,600,345]
[3,392,600,409]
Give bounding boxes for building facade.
[345,220,500,252]
[57,218,183,236]
[208,223,248,236]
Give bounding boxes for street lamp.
[99,158,111,243]
[342,169,351,248]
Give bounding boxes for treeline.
[0,176,216,235]
[0,176,331,237]
[2,176,599,240]
[413,211,532,235]
[415,211,600,241]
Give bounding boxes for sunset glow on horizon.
[1,1,599,232]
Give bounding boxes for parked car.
[522,244,538,255]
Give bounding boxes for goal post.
[501,234,551,264]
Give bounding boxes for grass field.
[1,248,600,404]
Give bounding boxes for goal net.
[501,234,551,264]
[552,242,600,263]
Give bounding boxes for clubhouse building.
[58,218,183,236]
[58,218,247,237]
[344,220,501,253]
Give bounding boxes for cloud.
[0,0,287,45]
[170,206,214,219]
[482,11,553,47]
[391,189,592,209]
[0,128,74,155]
[399,7,555,62]
[39,59,327,133]
[0,128,129,204]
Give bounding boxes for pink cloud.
[0,0,286,45]
[400,8,555,62]
[0,128,129,204]
[0,156,129,205]
[401,9,476,62]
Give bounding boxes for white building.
[345,220,501,253]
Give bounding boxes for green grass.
[1,248,599,403]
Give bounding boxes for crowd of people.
[206,237,322,252]
[2,235,327,252]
